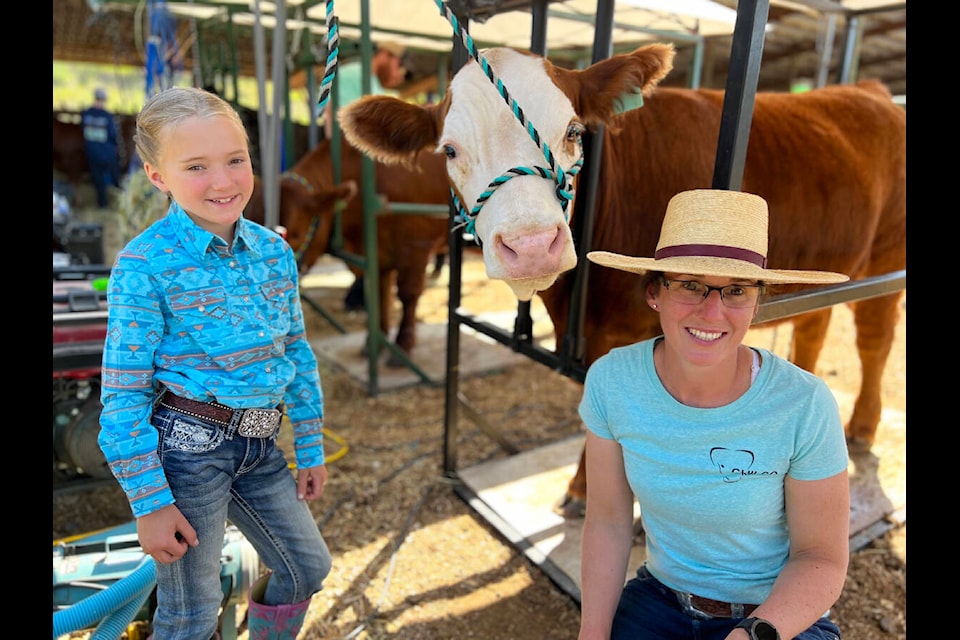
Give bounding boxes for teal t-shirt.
[579,337,848,605]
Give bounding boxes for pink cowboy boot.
[246,573,312,640]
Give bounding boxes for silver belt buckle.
[237,408,281,437]
[674,591,714,620]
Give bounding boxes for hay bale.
[118,170,170,245]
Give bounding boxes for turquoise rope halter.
[432,0,584,239]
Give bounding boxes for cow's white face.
[339,43,676,302]
[440,49,581,300]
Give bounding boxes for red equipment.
[53,268,111,480]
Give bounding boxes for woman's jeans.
[149,404,332,640]
[610,566,841,640]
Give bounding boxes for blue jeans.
[149,405,332,640]
[610,566,841,640]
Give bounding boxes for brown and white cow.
[339,44,906,514]
[245,138,452,366]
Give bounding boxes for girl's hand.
[136,504,199,564]
[297,464,328,501]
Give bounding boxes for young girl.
[99,87,331,639]
[579,189,851,640]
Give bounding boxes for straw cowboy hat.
[588,189,849,285]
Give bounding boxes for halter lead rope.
[315,0,339,113]
[432,0,584,238]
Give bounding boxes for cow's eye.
[566,123,584,141]
[443,144,458,159]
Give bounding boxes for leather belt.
[642,566,758,620]
[691,594,758,619]
[674,588,759,619]
[158,391,282,438]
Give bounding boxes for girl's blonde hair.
[134,87,249,167]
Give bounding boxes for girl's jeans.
[610,566,841,640]
[148,404,332,640]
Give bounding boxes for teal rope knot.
[452,135,584,241]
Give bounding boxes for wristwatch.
[734,617,781,640]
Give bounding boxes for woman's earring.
[652,304,658,311]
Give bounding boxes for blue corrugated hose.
[52,556,156,639]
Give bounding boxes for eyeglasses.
[660,278,763,309]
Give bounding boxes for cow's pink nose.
[495,226,566,279]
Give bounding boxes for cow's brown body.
[246,139,451,365]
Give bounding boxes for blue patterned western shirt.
[99,203,325,518]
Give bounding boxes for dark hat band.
[654,243,767,268]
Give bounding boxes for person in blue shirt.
[99,87,332,640]
[578,190,852,640]
[82,87,122,208]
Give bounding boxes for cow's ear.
[338,179,359,203]
[339,95,445,165]
[313,179,357,213]
[552,43,675,126]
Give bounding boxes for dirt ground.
[53,212,906,639]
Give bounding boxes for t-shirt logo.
[709,447,777,483]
